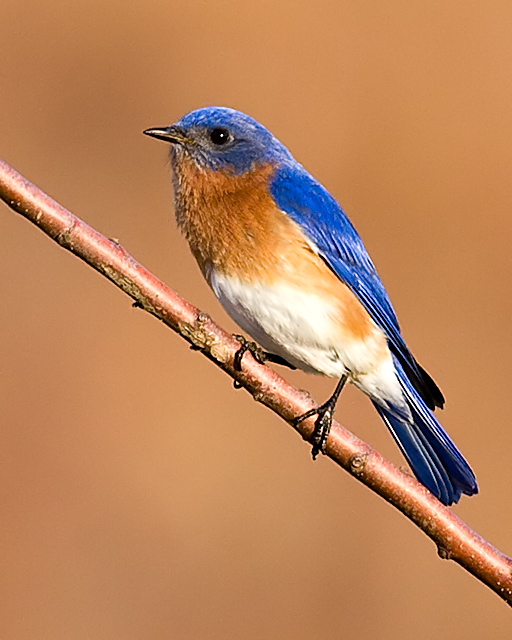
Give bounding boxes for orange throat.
[172,158,304,278]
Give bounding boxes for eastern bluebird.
[144,107,478,506]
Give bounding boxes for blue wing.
[269,162,444,411]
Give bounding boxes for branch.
[1,156,511,605]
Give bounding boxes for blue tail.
[372,358,478,505]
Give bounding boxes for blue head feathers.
[144,106,293,173]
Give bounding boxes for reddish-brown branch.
[1,156,511,605]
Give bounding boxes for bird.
[144,106,478,506]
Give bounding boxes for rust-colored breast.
[173,158,296,277]
[172,155,376,342]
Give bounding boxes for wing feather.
[269,163,444,410]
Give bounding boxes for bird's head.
[144,106,292,174]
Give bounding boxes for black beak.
[143,125,190,144]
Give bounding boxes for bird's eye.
[209,127,231,145]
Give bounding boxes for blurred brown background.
[1,1,511,638]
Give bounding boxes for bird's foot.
[293,375,348,459]
[233,335,268,371]
[232,334,296,371]
[293,398,336,459]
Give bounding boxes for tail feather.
[373,357,478,506]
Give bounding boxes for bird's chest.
[173,159,304,283]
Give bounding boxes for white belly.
[210,271,407,412]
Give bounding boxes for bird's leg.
[233,334,296,371]
[293,375,348,459]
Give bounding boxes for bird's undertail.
[372,358,478,506]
